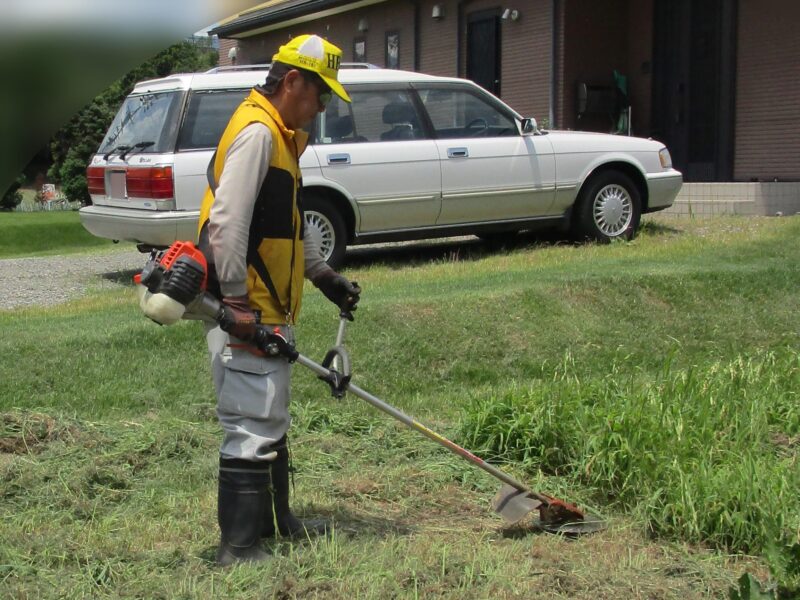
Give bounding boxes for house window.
[385,31,399,69]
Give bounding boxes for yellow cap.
[272,34,351,103]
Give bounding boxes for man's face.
[283,70,331,130]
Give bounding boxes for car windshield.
[98,91,184,154]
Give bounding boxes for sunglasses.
[302,72,333,107]
[318,90,333,107]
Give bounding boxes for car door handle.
[327,153,351,165]
[447,147,469,158]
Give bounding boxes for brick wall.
[499,1,551,121]
[238,2,416,71]
[216,0,799,183]
[227,0,554,122]
[735,0,800,181]
[451,0,552,119]
[417,0,460,76]
[218,38,238,68]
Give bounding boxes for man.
[197,34,361,566]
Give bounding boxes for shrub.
[49,41,218,204]
[1,175,25,211]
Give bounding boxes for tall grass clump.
[459,347,800,572]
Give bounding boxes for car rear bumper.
[645,171,683,212]
[79,205,200,246]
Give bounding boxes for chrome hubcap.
[304,210,335,262]
[593,184,633,237]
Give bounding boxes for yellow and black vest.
[198,89,308,325]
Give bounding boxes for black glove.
[220,294,257,341]
[313,271,361,316]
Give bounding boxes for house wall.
[453,0,552,120]
[230,0,554,124]
[237,2,417,71]
[501,1,552,121]
[417,0,460,76]
[218,38,238,68]
[217,0,800,184]
[323,0,418,69]
[735,0,800,181]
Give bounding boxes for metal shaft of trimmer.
[335,314,347,347]
[293,323,536,498]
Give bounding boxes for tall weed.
[459,348,800,563]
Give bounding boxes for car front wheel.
[303,195,347,269]
[573,170,641,242]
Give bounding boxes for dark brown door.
[467,10,501,95]
[651,0,736,181]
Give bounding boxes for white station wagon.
[81,66,682,267]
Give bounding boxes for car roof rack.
[205,62,380,74]
[341,63,381,69]
[205,64,271,74]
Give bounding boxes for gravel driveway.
[0,236,487,310]
[0,249,144,310]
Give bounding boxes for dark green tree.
[49,40,217,204]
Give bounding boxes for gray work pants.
[205,324,294,461]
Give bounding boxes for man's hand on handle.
[312,271,361,319]
[221,294,257,340]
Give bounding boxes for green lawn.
[0,210,119,258]
[1,215,797,598]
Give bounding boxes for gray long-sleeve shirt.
[207,122,332,298]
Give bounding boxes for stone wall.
[661,183,800,217]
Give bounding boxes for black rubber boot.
[261,436,329,539]
[216,458,271,566]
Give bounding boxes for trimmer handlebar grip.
[217,303,236,334]
[253,326,300,362]
[215,302,299,361]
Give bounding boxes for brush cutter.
[135,242,605,535]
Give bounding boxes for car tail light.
[86,166,106,196]
[126,166,174,200]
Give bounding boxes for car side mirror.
[521,118,537,135]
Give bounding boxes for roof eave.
[210,0,353,37]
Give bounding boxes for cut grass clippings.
[1,215,799,598]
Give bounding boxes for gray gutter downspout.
[549,0,559,128]
[456,0,465,76]
[413,0,420,71]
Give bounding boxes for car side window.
[418,88,518,139]
[316,90,425,144]
[177,89,248,150]
[315,95,359,144]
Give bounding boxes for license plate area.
[108,169,127,200]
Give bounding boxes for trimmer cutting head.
[492,484,606,535]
